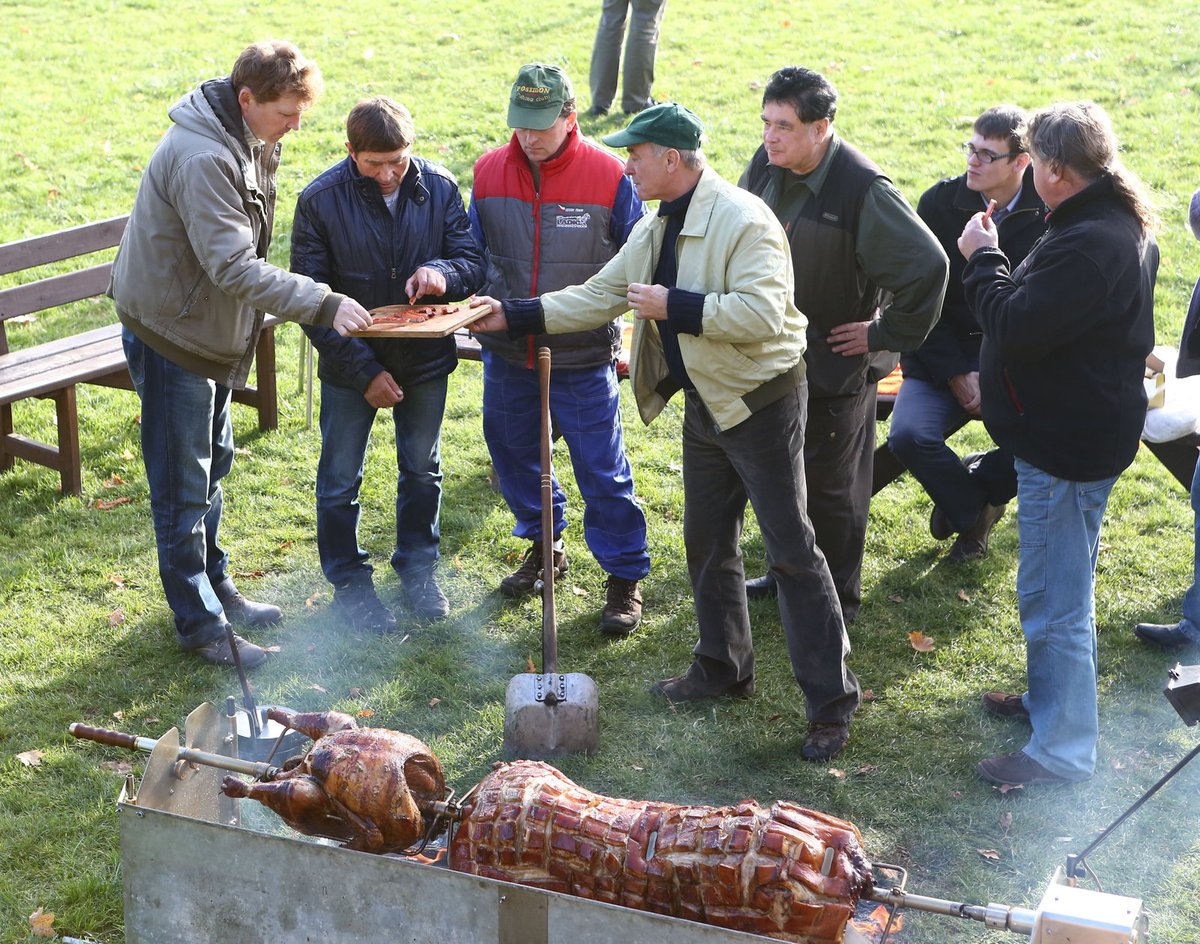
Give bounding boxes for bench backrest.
[0,216,128,354]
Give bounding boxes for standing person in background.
[887,105,1047,563]
[961,101,1158,787]
[292,97,485,634]
[469,63,651,636]
[1131,186,1200,655]
[588,0,667,116]
[739,66,947,622]
[110,40,373,670]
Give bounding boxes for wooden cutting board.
[349,299,492,338]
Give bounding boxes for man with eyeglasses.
[739,66,947,624]
[886,105,1047,563]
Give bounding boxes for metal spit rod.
[69,723,281,780]
[864,863,1037,938]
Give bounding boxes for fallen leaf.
[94,496,133,511]
[305,592,322,607]
[951,790,962,798]
[957,589,971,603]
[525,656,537,673]
[143,716,159,724]
[977,848,1001,861]
[348,687,364,699]
[428,697,441,708]
[47,186,61,200]
[265,645,282,654]
[104,474,125,488]
[852,764,878,777]
[109,608,125,626]
[108,573,126,587]
[277,540,294,551]
[308,684,328,694]
[766,713,782,721]
[571,585,588,596]
[999,811,1013,832]
[1111,759,1125,770]
[234,569,267,579]
[357,709,375,718]
[908,631,936,652]
[112,710,125,721]
[862,689,876,701]
[631,764,644,771]
[997,783,1024,795]
[887,593,904,604]
[828,768,846,779]
[234,446,252,456]
[29,907,56,937]
[121,449,135,461]
[17,750,44,767]
[101,760,134,775]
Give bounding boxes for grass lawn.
[3,1,1200,942]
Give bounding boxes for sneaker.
[650,667,755,701]
[599,575,642,635]
[976,750,1072,786]
[401,570,450,621]
[1133,621,1200,651]
[334,583,397,634]
[801,721,850,761]
[499,540,569,598]
[194,628,269,669]
[219,592,283,627]
[981,690,1031,721]
[948,502,1006,562]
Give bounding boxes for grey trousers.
[681,386,860,723]
[589,0,667,113]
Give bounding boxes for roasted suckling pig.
[221,708,446,854]
[450,761,873,944]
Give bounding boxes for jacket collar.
[504,123,583,176]
[951,164,1043,217]
[677,167,723,238]
[1046,173,1116,227]
[346,155,428,207]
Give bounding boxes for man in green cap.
[469,63,651,636]
[471,102,860,761]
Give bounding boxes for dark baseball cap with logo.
[602,102,705,150]
[507,63,573,131]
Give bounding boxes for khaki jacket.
[541,167,808,431]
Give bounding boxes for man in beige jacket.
[473,103,860,761]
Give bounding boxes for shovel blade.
[503,672,600,758]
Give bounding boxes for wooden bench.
[0,216,281,495]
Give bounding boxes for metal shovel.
[502,347,600,758]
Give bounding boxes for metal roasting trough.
[69,701,1170,944]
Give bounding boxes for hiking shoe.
[401,570,450,621]
[650,668,755,702]
[219,592,283,627]
[801,721,851,762]
[948,502,1006,562]
[499,540,569,598]
[599,575,643,635]
[194,629,269,669]
[334,583,397,634]
[981,690,1031,721]
[1133,621,1200,651]
[976,750,1072,786]
[745,573,778,600]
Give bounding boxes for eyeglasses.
[962,143,1022,164]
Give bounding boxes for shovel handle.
[538,347,558,675]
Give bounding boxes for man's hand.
[958,210,999,259]
[405,266,447,302]
[627,282,669,321]
[470,296,509,333]
[364,371,403,408]
[948,371,982,416]
[827,320,871,356]
[333,297,372,336]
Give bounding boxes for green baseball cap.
[507,63,573,131]
[602,102,705,150]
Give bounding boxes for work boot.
[650,667,755,702]
[745,573,778,600]
[219,592,283,627]
[401,569,450,621]
[948,502,1006,562]
[800,721,851,762]
[599,575,642,635]
[333,582,397,635]
[981,690,1031,721]
[193,627,269,670]
[976,750,1071,786]
[1133,621,1200,651]
[499,540,569,598]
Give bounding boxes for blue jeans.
[481,351,649,581]
[887,376,1016,531]
[315,377,446,587]
[1014,457,1118,780]
[123,328,237,649]
[1175,456,1200,643]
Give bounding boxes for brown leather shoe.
[220,592,283,627]
[599,575,642,635]
[499,541,569,598]
[193,629,269,669]
[650,669,755,701]
[801,721,850,761]
[949,502,1006,562]
[981,691,1031,721]
[976,750,1072,786]
[929,504,954,540]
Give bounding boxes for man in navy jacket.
[292,97,484,632]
